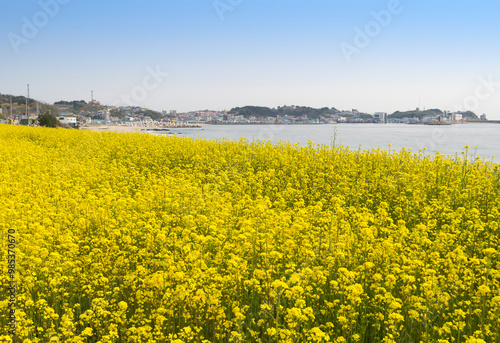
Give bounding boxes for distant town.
[0,93,497,128]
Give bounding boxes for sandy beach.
[79,121,202,133]
[80,125,147,133]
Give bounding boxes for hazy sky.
[1,0,499,118]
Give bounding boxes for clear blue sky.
[1,0,499,118]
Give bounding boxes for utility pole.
[10,94,13,119]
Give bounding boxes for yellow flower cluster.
[0,125,499,342]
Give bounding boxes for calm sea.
[161,123,500,161]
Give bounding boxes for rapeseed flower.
[0,125,499,342]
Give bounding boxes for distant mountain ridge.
[229,105,339,119]
[389,109,443,120]
[0,93,59,117]
[2,93,481,121]
[389,109,478,120]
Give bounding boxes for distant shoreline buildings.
[0,93,497,126]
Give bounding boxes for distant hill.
[1,94,34,106]
[229,105,339,119]
[53,99,167,119]
[0,93,59,116]
[1,94,167,120]
[229,106,276,117]
[456,111,478,119]
[389,109,478,120]
[389,109,443,120]
[54,100,90,111]
[277,106,338,119]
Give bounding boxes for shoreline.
[79,121,499,133]
[80,123,201,133]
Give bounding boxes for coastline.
[80,123,202,133]
[80,125,145,133]
[79,121,499,132]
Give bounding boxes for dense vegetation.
[53,99,167,120]
[0,94,59,117]
[0,125,499,342]
[37,113,61,128]
[389,109,444,120]
[457,111,479,119]
[229,106,339,119]
[389,109,478,120]
[54,100,89,111]
[0,94,37,107]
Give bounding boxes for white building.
[58,116,77,125]
[374,112,388,123]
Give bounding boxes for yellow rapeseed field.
[0,124,499,343]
